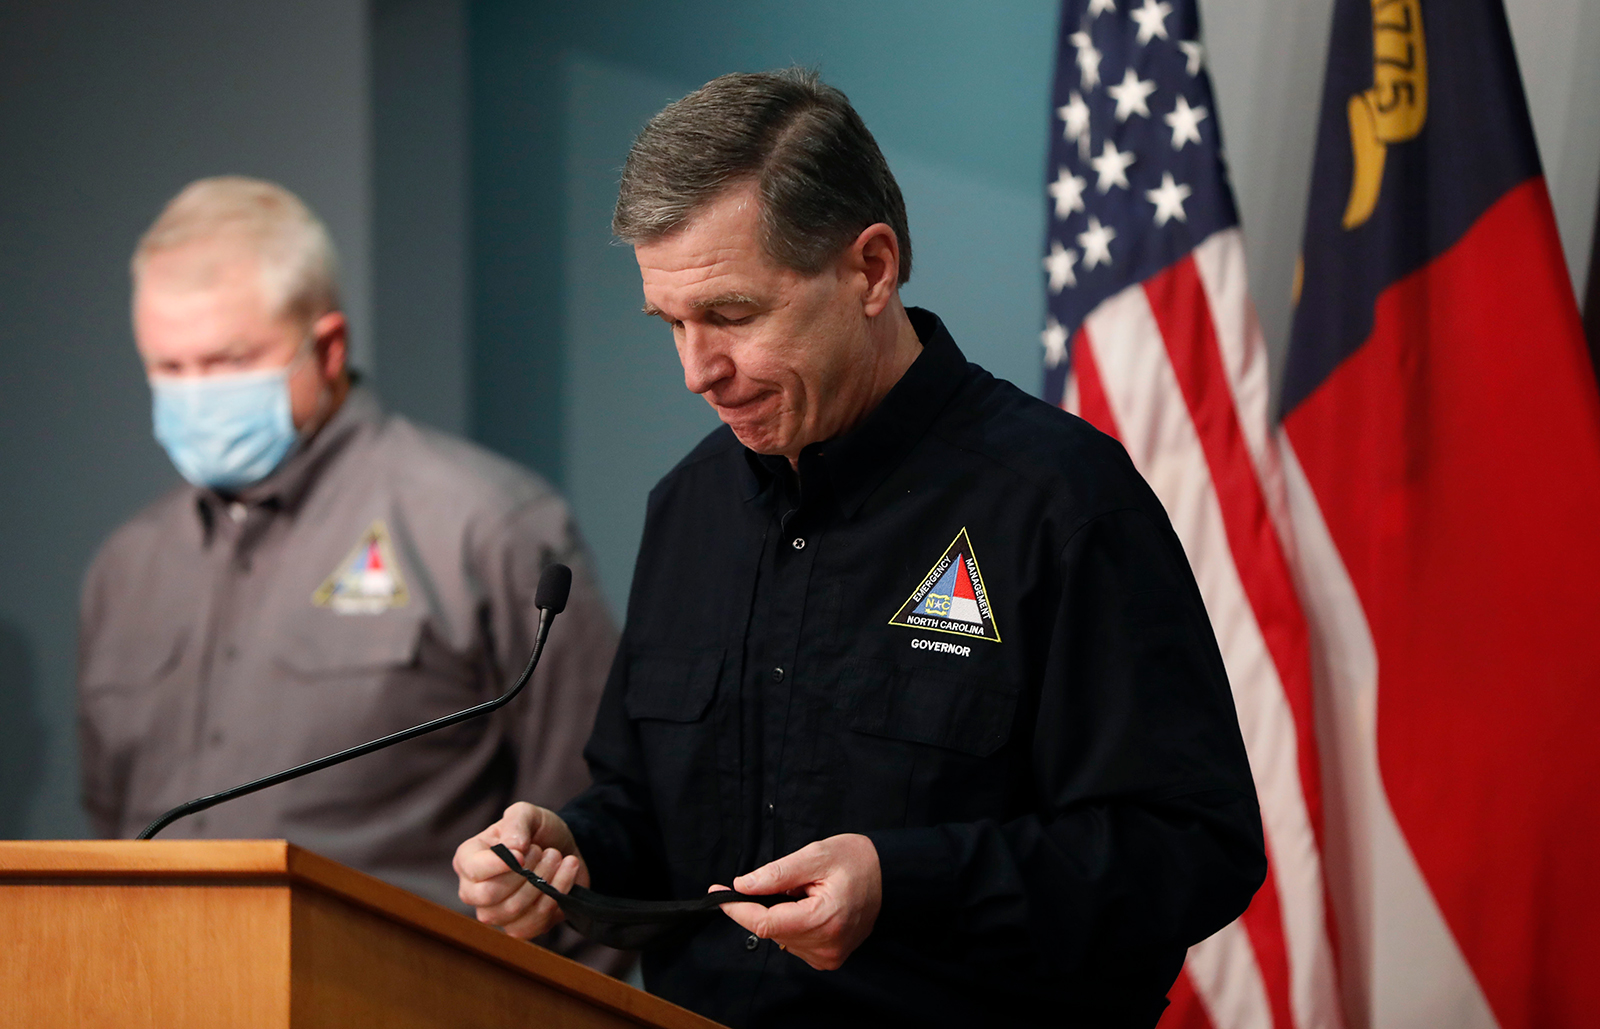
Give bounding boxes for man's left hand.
[714,833,882,971]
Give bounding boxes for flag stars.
[1041,317,1070,369]
[1178,40,1204,76]
[1087,0,1117,16]
[1146,172,1193,226]
[1057,92,1092,160]
[1070,31,1103,91]
[1091,139,1136,192]
[1048,167,1088,219]
[1165,95,1208,149]
[1107,67,1158,122]
[1131,0,1173,44]
[1043,240,1079,293]
[1078,216,1117,269]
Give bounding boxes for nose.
[677,323,734,396]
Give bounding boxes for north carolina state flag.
[1279,1,1600,1027]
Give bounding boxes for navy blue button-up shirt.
[561,309,1264,1027]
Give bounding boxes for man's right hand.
[454,801,589,939]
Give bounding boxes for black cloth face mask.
[490,844,787,950]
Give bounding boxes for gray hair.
[131,176,341,327]
[613,68,912,285]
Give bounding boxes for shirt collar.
[742,307,971,517]
[193,383,382,525]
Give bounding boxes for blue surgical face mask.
[150,358,303,491]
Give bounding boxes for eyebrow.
[145,338,263,366]
[641,293,760,318]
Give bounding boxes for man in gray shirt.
[77,176,621,969]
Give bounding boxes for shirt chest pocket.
[269,612,474,750]
[624,649,721,721]
[849,665,1018,757]
[79,630,190,763]
[829,661,1021,831]
[81,631,187,695]
[624,648,726,859]
[276,611,426,678]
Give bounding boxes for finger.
[498,855,580,940]
[451,837,478,880]
[494,801,543,854]
[500,892,565,939]
[717,898,770,935]
[550,853,582,894]
[754,894,828,939]
[454,835,517,883]
[471,843,561,909]
[475,881,541,928]
[792,946,844,972]
[733,843,827,895]
[457,869,525,908]
[459,841,528,880]
[720,894,825,940]
[531,846,562,881]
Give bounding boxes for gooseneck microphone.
[137,563,575,840]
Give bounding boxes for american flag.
[1041,3,1342,1028]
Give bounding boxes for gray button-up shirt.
[78,386,617,914]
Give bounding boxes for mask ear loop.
[488,844,787,950]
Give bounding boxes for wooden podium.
[0,840,723,1029]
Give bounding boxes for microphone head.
[535,563,573,614]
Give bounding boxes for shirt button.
[208,730,224,747]
[770,666,784,683]
[791,538,805,550]
[224,645,239,661]
[745,933,760,951]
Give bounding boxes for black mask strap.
[489,844,786,950]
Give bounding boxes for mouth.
[708,389,776,419]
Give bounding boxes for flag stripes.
[1064,230,1341,1029]
[1146,254,1323,847]
[1185,919,1276,1029]
[1279,433,1501,1029]
[1188,240,1343,1029]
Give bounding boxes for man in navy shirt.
[455,68,1264,1027]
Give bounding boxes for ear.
[312,311,349,382]
[844,223,902,318]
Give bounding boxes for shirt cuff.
[862,825,961,936]
[558,801,627,892]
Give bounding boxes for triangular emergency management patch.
[312,520,410,614]
[888,527,1001,643]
